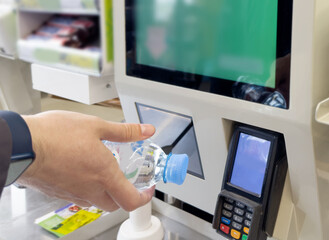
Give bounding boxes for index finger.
[98,121,155,143]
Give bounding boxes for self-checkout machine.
[112,0,329,240]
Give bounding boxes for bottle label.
[111,148,138,181]
[111,148,120,165]
[124,168,139,180]
[131,141,145,156]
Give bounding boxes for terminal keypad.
[218,197,253,240]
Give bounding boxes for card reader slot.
[263,155,288,236]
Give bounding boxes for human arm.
[9,110,156,212]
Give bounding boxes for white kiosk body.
[113,0,329,239]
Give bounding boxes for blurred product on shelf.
[26,15,99,49]
[48,16,97,39]
[84,46,101,53]
[25,34,75,47]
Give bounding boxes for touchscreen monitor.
[126,0,293,109]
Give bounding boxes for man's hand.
[17,110,156,212]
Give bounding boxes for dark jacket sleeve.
[0,117,12,197]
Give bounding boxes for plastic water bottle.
[103,140,189,190]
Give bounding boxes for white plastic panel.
[0,58,40,114]
[0,3,17,58]
[31,64,117,105]
[113,0,329,239]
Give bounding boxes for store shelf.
[315,97,329,125]
[18,39,102,76]
[16,0,113,77]
[17,0,99,15]
[15,0,114,104]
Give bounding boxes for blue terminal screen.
[230,133,271,196]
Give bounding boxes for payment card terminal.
[213,124,287,240]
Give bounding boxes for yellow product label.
[81,0,97,9]
[19,0,60,10]
[62,54,97,69]
[20,0,39,8]
[52,210,101,235]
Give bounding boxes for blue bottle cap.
[164,154,189,185]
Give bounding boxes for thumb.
[99,122,155,142]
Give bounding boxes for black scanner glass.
[136,103,204,179]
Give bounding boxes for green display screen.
[135,0,278,88]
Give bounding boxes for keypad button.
[219,198,253,240]
[232,221,242,230]
[247,206,253,212]
[242,234,248,240]
[246,212,253,220]
[233,214,243,223]
[231,229,241,239]
[244,227,249,234]
[221,217,231,225]
[234,207,244,216]
[224,203,233,211]
[245,219,251,227]
[236,202,245,209]
[220,223,230,234]
[222,209,232,218]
